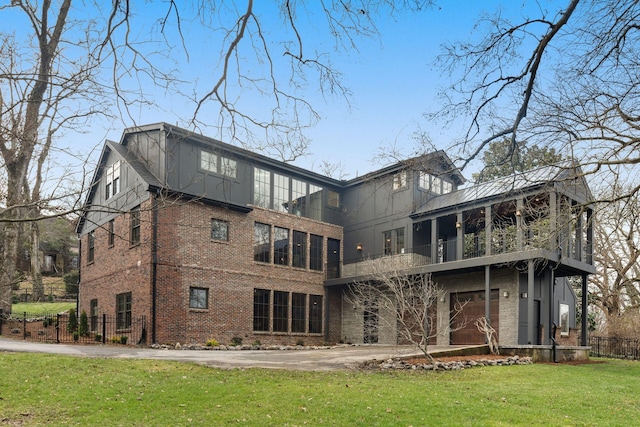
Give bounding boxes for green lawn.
[0,353,638,426]
[10,302,75,316]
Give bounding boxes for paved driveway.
[0,337,473,371]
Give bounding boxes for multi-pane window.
[310,234,323,271]
[105,160,121,200]
[393,170,407,190]
[254,222,271,263]
[419,172,452,195]
[327,190,340,208]
[211,219,229,241]
[254,167,271,208]
[189,287,208,309]
[383,228,405,255]
[442,180,452,194]
[418,171,430,190]
[130,206,140,246]
[292,293,306,333]
[308,184,323,221]
[87,231,95,263]
[327,238,341,279]
[309,295,323,334]
[116,292,132,330]
[273,291,289,332]
[291,179,306,216]
[200,150,218,173]
[274,227,289,266]
[292,231,307,268]
[221,157,237,178]
[253,289,270,331]
[108,219,115,247]
[273,173,289,213]
[432,176,443,194]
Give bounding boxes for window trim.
[189,287,209,310]
[116,292,132,330]
[87,230,95,264]
[129,206,141,246]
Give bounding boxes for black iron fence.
[589,336,640,360]
[0,310,146,345]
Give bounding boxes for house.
[76,123,594,347]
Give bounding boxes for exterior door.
[327,238,340,279]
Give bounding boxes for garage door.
[450,290,499,345]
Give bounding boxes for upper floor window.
[108,219,115,247]
[419,172,452,195]
[273,173,289,213]
[254,222,271,263]
[274,227,289,266]
[254,168,271,208]
[130,206,141,246]
[87,231,95,263]
[105,160,121,199]
[310,234,323,271]
[211,219,229,241]
[393,171,407,190]
[327,190,340,208]
[221,157,237,178]
[200,150,218,173]
[383,227,405,255]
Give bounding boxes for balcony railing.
[341,232,591,279]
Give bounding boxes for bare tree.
[434,0,640,202]
[346,258,465,363]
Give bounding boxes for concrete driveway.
[0,337,473,371]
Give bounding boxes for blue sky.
[57,1,556,182]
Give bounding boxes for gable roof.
[410,161,589,218]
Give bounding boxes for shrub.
[230,336,243,346]
[67,308,78,334]
[110,336,120,344]
[252,340,261,347]
[120,336,128,345]
[63,270,79,295]
[73,332,79,342]
[205,338,219,347]
[296,339,305,346]
[94,334,102,342]
[79,310,89,337]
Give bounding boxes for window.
[291,179,306,216]
[292,231,307,268]
[292,293,306,333]
[105,160,121,200]
[221,156,237,178]
[211,219,229,241]
[254,222,271,263]
[273,173,289,213]
[254,167,271,208]
[418,171,430,190]
[90,299,98,331]
[130,206,140,246]
[327,190,340,208]
[432,176,443,194]
[189,287,208,309]
[442,180,453,194]
[201,150,218,173]
[87,231,95,263]
[116,292,132,330]
[309,295,323,334]
[274,227,289,266]
[273,291,289,332]
[253,289,270,331]
[308,184,323,221]
[393,171,407,190]
[383,228,405,255]
[327,238,341,279]
[108,220,115,247]
[310,234,323,271]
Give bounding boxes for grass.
[10,302,75,316]
[0,353,639,426]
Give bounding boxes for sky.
[29,1,560,184]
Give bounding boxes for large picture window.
[254,167,271,208]
[253,289,270,332]
[309,294,323,334]
[310,234,323,271]
[274,227,289,265]
[273,291,289,332]
[273,173,289,213]
[292,231,307,268]
[116,292,132,330]
[254,223,271,263]
[291,179,306,216]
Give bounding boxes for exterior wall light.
[455,221,462,229]
[502,291,509,298]
[515,209,522,217]
[356,243,363,252]
[520,292,528,299]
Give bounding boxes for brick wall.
[80,195,344,346]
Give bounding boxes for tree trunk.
[31,222,44,302]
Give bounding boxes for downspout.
[151,188,160,345]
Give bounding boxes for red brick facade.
[79,195,343,346]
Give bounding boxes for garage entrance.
[450,290,499,345]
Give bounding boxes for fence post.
[23,312,26,340]
[102,314,106,344]
[56,313,60,343]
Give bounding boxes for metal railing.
[589,336,640,360]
